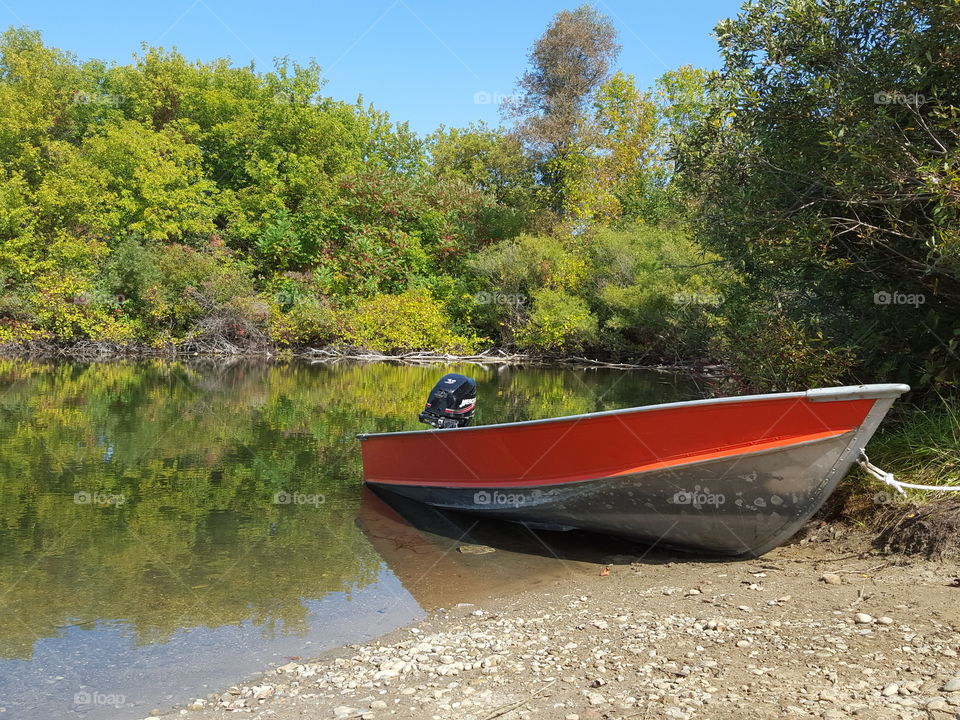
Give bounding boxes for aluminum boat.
[357,383,909,557]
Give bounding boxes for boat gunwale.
[356,383,910,441]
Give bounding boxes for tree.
[505,5,620,221]
[428,122,541,238]
[677,0,960,390]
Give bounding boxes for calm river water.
[0,358,703,719]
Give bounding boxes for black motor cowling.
[418,373,477,429]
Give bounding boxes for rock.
[585,691,605,705]
[942,677,960,692]
[876,616,894,625]
[370,700,387,710]
[333,706,357,718]
[565,715,580,720]
[186,700,205,711]
[854,613,874,624]
[881,683,899,697]
[458,544,495,555]
[821,573,842,584]
[277,661,300,673]
[926,697,947,710]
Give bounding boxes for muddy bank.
[154,527,960,720]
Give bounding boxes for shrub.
[515,288,598,353]
[711,304,857,392]
[587,224,732,358]
[339,290,477,354]
[270,297,337,347]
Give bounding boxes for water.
[0,358,702,719]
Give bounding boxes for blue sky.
[4,1,746,135]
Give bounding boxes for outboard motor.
[418,374,477,429]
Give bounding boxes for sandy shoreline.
[153,527,960,720]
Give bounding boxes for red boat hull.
[358,384,908,556]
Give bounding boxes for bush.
[339,290,477,354]
[711,304,857,392]
[515,288,598,353]
[270,297,337,347]
[587,224,732,358]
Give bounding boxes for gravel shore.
[160,528,960,720]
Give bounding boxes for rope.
[857,449,960,495]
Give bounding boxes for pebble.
[185,548,958,720]
[585,691,605,706]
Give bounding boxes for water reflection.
[0,358,700,718]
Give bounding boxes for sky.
[2,0,747,135]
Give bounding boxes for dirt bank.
[155,527,960,720]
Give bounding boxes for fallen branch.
[478,679,557,720]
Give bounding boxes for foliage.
[428,123,542,238]
[338,290,478,354]
[470,224,732,360]
[677,0,960,390]
[0,3,958,398]
[515,288,598,353]
[868,396,960,493]
[504,4,620,220]
[0,28,521,350]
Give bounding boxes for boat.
[357,382,910,557]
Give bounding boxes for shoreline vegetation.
[0,0,956,400]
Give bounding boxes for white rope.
[857,449,960,495]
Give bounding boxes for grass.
[866,396,960,499]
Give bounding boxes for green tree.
[677,0,960,390]
[505,5,620,221]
